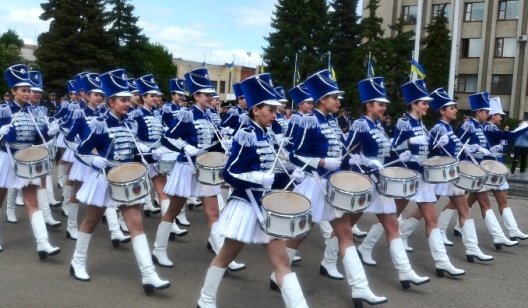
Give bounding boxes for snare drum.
[378,167,418,198]
[326,171,373,213]
[157,152,177,175]
[260,191,312,239]
[107,163,149,203]
[14,147,50,179]
[196,152,228,185]
[423,156,459,183]
[480,160,509,187]
[453,162,487,192]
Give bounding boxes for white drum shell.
[196,152,227,185]
[260,192,312,239]
[326,172,373,213]
[107,164,149,203]
[480,160,509,187]
[423,157,460,183]
[14,148,50,179]
[157,153,177,175]
[453,163,487,192]
[378,168,418,198]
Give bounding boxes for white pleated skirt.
[435,182,466,197]
[409,175,437,203]
[213,199,270,244]
[69,158,93,182]
[164,162,221,198]
[62,148,75,163]
[0,151,16,189]
[294,176,344,223]
[76,171,144,208]
[56,133,67,148]
[365,189,396,214]
[484,180,509,191]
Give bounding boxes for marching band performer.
[285,70,387,306]
[70,68,170,294]
[197,74,308,308]
[157,68,245,271]
[346,77,429,288]
[54,79,77,190]
[220,82,246,137]
[0,64,61,257]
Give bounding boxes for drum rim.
[422,156,458,167]
[107,162,147,182]
[14,147,49,162]
[480,160,510,176]
[261,191,311,212]
[379,167,418,179]
[422,161,459,169]
[328,171,373,192]
[196,151,228,168]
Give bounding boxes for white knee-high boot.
[320,236,344,280]
[31,210,61,259]
[389,238,430,289]
[46,174,61,207]
[461,219,493,263]
[399,217,420,252]
[105,208,130,247]
[159,199,188,239]
[152,221,174,267]
[280,272,309,308]
[483,209,518,249]
[132,234,171,294]
[118,210,129,233]
[197,266,226,308]
[428,228,465,277]
[143,193,160,216]
[357,223,384,266]
[501,207,528,240]
[342,246,387,306]
[5,188,18,223]
[57,163,65,188]
[176,206,191,226]
[352,224,367,238]
[61,184,72,217]
[70,232,91,281]
[270,247,298,291]
[437,208,456,246]
[66,202,79,240]
[38,188,61,228]
[15,188,24,206]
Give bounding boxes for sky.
[0,0,363,68]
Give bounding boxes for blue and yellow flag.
[411,59,426,78]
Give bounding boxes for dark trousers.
[511,146,528,173]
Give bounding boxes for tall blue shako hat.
[357,77,390,104]
[304,69,344,103]
[468,91,491,111]
[128,78,139,94]
[184,68,215,95]
[100,68,132,97]
[274,86,288,103]
[240,74,283,109]
[429,87,457,112]
[67,80,76,94]
[401,79,433,104]
[28,70,43,92]
[169,78,185,95]
[74,72,89,94]
[81,73,104,94]
[288,83,313,106]
[232,82,244,98]
[136,74,159,96]
[4,64,31,88]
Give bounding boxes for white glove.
[366,158,384,170]
[47,122,60,136]
[323,157,341,171]
[220,127,232,136]
[465,144,480,153]
[262,172,275,189]
[477,147,491,155]
[183,144,200,156]
[490,145,502,153]
[348,154,362,167]
[92,156,108,169]
[0,125,12,135]
[152,148,165,161]
[291,168,306,182]
[136,142,150,153]
[436,135,449,147]
[398,150,413,162]
[275,134,287,145]
[408,135,429,145]
[220,139,232,151]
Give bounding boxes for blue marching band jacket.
[428,120,464,158]
[346,116,391,171]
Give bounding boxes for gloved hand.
[47,122,60,136]
[291,168,306,182]
[408,135,429,145]
[323,157,341,171]
[465,144,480,153]
[477,147,491,155]
[398,150,413,162]
[220,127,232,136]
[92,156,108,169]
[490,144,503,153]
[262,172,275,189]
[0,124,12,135]
[275,134,287,145]
[152,148,166,161]
[348,154,362,167]
[136,142,150,153]
[220,139,232,152]
[436,135,449,147]
[366,158,384,170]
[183,144,200,156]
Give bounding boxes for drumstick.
[0,110,23,142]
[456,139,470,160]
[422,126,453,158]
[282,160,311,192]
[27,108,50,151]
[124,121,148,165]
[268,138,286,175]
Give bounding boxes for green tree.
[142,43,177,95]
[0,29,25,93]
[329,0,363,111]
[263,0,331,89]
[0,29,24,48]
[36,0,115,94]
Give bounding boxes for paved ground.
[1,184,528,307]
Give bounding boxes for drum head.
[196,152,227,168]
[14,147,49,162]
[423,156,456,166]
[329,171,372,192]
[480,160,509,175]
[381,167,417,179]
[459,162,486,177]
[262,192,310,214]
[107,163,147,183]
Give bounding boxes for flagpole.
[448,0,461,97]
[411,0,424,81]
[367,52,372,77]
[328,51,331,71]
[293,53,298,88]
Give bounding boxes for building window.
[432,3,451,22]
[464,2,484,22]
[457,75,478,93]
[460,38,482,57]
[492,75,513,95]
[402,5,417,24]
[495,38,517,57]
[220,81,226,93]
[498,0,519,20]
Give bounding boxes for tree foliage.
[421,8,451,92]
[0,29,25,93]
[142,43,177,95]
